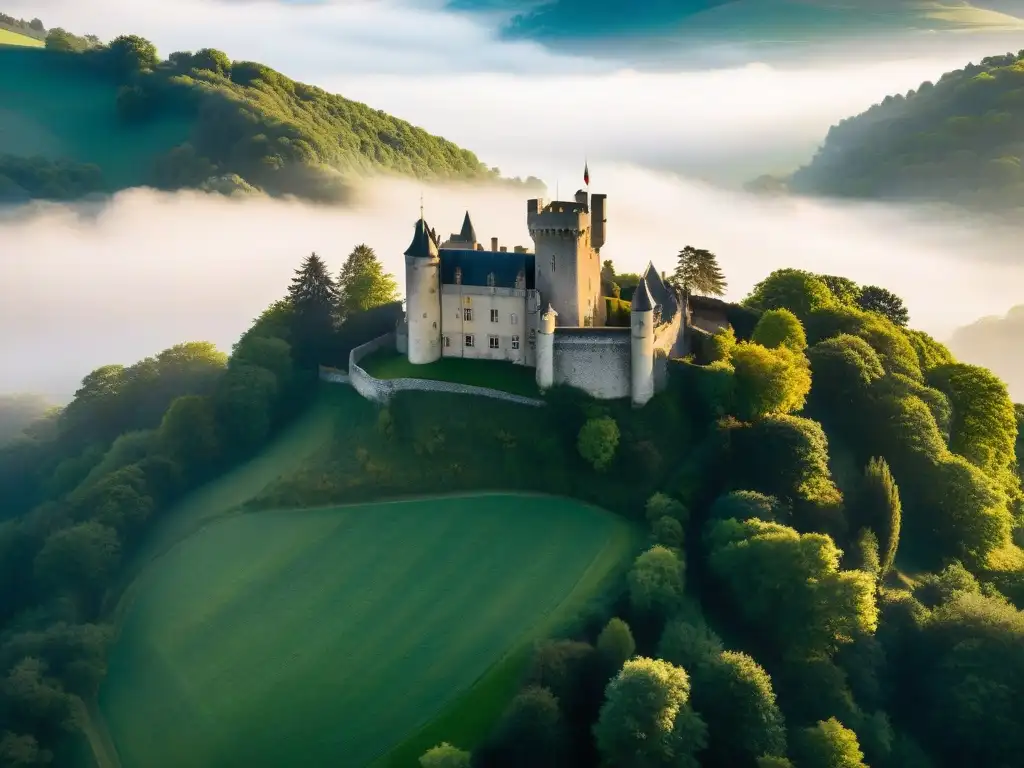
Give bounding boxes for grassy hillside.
[0,27,42,47]
[101,494,635,768]
[0,37,540,203]
[787,49,1024,213]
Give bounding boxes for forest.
[787,48,1024,213]
[1,233,1021,767]
[0,26,542,203]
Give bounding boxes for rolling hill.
[449,0,1024,43]
[0,26,42,47]
[0,36,540,204]
[786,49,1024,214]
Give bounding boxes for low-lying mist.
[3,166,1023,401]
[2,0,1022,401]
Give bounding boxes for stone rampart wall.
[348,333,544,407]
[552,329,631,400]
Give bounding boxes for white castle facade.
[397,189,683,406]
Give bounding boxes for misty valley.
[1,3,1024,768]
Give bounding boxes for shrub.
[577,416,620,471]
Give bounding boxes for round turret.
[404,218,442,365]
[536,304,558,391]
[631,278,655,407]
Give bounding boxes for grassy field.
[0,28,44,47]
[99,494,635,768]
[0,48,191,188]
[359,348,540,398]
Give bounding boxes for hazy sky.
[2,0,1023,400]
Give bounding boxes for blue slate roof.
[404,218,439,259]
[632,276,655,312]
[439,248,536,289]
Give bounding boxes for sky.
[2,0,1023,400]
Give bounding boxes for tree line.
[0,244,400,765]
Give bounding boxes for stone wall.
[552,328,632,400]
[318,366,349,384]
[652,297,684,391]
[348,332,544,407]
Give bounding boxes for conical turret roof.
[404,217,438,259]
[631,277,655,312]
[459,211,478,244]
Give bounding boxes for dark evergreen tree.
[672,246,727,297]
[287,252,339,370]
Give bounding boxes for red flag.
[584,162,590,186]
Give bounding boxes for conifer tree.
[336,244,399,321]
[287,252,338,369]
[856,457,902,577]
[673,246,727,297]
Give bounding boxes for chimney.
[500,246,507,252]
[491,237,498,252]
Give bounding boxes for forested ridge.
[0,21,541,203]
[2,245,1024,767]
[786,48,1024,213]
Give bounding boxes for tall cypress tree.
[856,457,902,577]
[287,252,339,370]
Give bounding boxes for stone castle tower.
[527,190,607,327]
[403,217,442,365]
[400,187,672,409]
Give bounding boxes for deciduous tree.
[337,244,399,321]
[577,416,619,471]
[593,657,707,768]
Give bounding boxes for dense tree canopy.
[0,32,544,201]
[788,49,1024,214]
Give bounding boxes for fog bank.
[3,167,1023,399]
[950,307,1024,402]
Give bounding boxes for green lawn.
[100,494,634,768]
[0,28,44,48]
[360,348,540,398]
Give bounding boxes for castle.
[397,189,684,406]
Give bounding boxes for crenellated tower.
[527,189,606,327]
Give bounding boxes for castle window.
[551,255,556,272]
[490,309,499,323]
[512,335,520,350]
[510,313,518,325]
[487,272,496,287]
[464,307,473,322]
[465,334,475,348]
[489,335,499,349]
[443,335,451,348]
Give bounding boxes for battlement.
[527,198,590,235]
